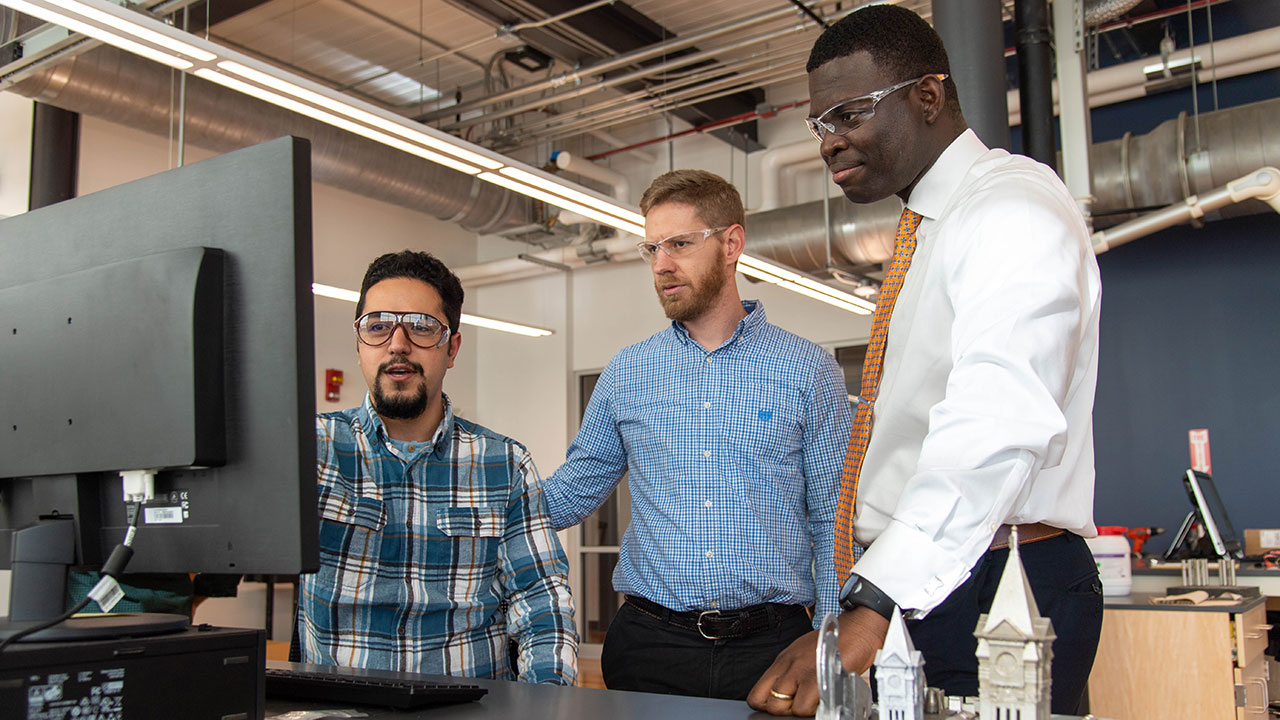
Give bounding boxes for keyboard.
[264,666,488,710]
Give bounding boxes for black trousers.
[903,532,1103,715]
[600,601,813,700]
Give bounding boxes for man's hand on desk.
[745,607,889,716]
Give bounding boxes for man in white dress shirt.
[749,6,1103,716]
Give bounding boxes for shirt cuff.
[538,476,571,531]
[852,519,975,617]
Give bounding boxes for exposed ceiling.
[182,0,951,154]
[6,0,1276,164]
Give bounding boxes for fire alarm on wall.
[325,369,344,402]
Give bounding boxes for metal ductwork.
[7,46,535,235]
[745,97,1280,273]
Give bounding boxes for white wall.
[0,93,33,219]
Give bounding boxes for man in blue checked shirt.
[296,251,577,685]
[542,169,853,700]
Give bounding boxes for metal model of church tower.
[874,608,925,720]
[974,527,1055,720]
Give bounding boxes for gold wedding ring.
[770,689,794,701]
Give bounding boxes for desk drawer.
[1235,603,1270,667]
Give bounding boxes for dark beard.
[372,359,428,419]
[373,384,428,419]
[657,249,729,323]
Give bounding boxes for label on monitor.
[143,505,184,524]
[89,575,126,612]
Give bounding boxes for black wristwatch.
[838,573,896,620]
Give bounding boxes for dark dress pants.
[600,601,813,700]
[903,532,1103,715]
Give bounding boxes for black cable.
[0,597,92,653]
[0,502,143,653]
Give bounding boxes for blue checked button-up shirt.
[298,394,577,685]
[543,300,852,625]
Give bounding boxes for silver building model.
[816,528,1058,720]
[973,527,1056,720]
[875,609,927,720]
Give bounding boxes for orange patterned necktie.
[833,206,924,580]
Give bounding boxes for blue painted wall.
[1092,211,1280,553]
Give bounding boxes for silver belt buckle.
[696,609,723,640]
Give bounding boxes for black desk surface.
[265,661,770,719]
[264,661,1097,719]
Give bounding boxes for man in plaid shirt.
[296,251,576,684]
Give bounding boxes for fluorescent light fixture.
[217,61,502,171]
[194,69,481,175]
[44,0,215,61]
[479,172,646,237]
[311,283,552,337]
[3,0,192,69]
[499,167,647,227]
[312,283,360,303]
[459,313,553,338]
[737,254,875,315]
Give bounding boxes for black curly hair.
[807,4,961,118]
[355,250,464,334]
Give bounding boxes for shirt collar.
[359,392,454,460]
[670,299,766,347]
[905,128,989,221]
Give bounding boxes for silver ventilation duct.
[745,97,1280,272]
[1085,0,1145,28]
[8,46,535,235]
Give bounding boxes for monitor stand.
[0,519,188,642]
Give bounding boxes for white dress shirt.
[852,129,1101,616]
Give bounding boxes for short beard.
[657,247,729,323]
[372,359,429,420]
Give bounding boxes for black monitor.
[0,137,319,635]
[1163,469,1245,560]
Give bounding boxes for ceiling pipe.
[532,58,809,146]
[437,21,813,133]
[506,37,813,140]
[1014,0,1055,169]
[587,129,657,164]
[6,46,535,234]
[1092,166,1280,253]
[552,151,630,203]
[455,235,640,288]
[932,0,1010,150]
[757,140,825,212]
[416,0,844,123]
[1007,25,1280,126]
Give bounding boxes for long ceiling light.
[737,254,876,315]
[312,283,553,338]
[3,0,877,317]
[0,0,642,236]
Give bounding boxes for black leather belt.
[624,595,809,640]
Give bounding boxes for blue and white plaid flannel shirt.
[543,300,853,625]
[298,394,577,684]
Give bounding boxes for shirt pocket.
[316,493,387,599]
[435,506,505,538]
[726,380,805,470]
[434,506,504,601]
